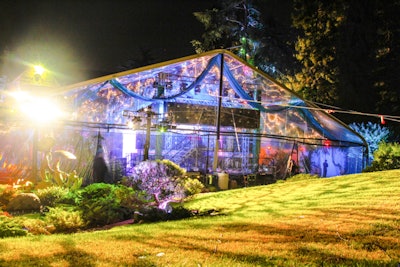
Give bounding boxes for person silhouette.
[92,148,108,183]
[323,160,328,177]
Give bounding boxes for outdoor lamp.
[33,65,45,82]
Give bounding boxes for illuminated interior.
[0,50,367,183]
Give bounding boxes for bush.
[44,207,86,233]
[137,206,193,222]
[76,183,141,227]
[35,186,69,207]
[129,160,203,212]
[0,215,27,238]
[19,218,54,235]
[363,142,400,172]
[59,190,80,206]
[181,178,205,195]
[159,159,186,177]
[129,160,185,209]
[0,186,18,209]
[349,122,390,162]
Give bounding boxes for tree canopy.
[192,0,400,122]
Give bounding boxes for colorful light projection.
[57,51,363,149]
[49,50,366,177]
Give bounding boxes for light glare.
[11,91,63,123]
[20,98,62,123]
[34,65,45,76]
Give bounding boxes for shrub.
[129,160,203,212]
[363,142,400,172]
[36,168,83,191]
[76,183,141,227]
[35,186,69,207]
[59,190,80,206]
[0,186,18,209]
[349,122,390,162]
[180,178,205,195]
[159,159,186,177]
[19,218,53,235]
[0,162,30,188]
[137,206,193,222]
[129,160,186,211]
[0,215,27,238]
[44,207,86,233]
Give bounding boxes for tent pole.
[143,109,152,161]
[212,53,224,172]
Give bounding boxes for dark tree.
[192,0,296,79]
[335,1,377,114]
[336,0,400,117]
[290,0,346,105]
[370,1,400,115]
[191,0,264,63]
[252,0,298,79]
[193,0,400,122]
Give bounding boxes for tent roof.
[54,49,366,147]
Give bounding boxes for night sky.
[0,0,219,84]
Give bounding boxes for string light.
[160,94,400,124]
[64,54,400,126]
[380,115,385,125]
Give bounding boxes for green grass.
[1,170,400,266]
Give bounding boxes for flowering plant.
[129,160,186,212]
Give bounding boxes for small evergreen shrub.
[19,218,53,235]
[159,159,186,177]
[36,186,69,207]
[181,178,205,195]
[0,215,27,238]
[349,122,390,162]
[363,142,400,172]
[129,160,203,212]
[76,183,141,227]
[44,207,86,233]
[59,190,80,206]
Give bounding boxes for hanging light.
[323,139,331,147]
[127,116,142,130]
[157,116,170,133]
[127,120,134,129]
[380,115,385,125]
[33,65,45,82]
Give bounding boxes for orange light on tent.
[323,139,331,147]
[379,115,385,125]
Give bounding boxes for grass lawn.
[0,170,399,266]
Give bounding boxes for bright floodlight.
[33,65,45,76]
[10,91,63,124]
[8,90,29,101]
[20,98,62,123]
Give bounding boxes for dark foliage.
[136,206,193,223]
[363,142,400,172]
[76,183,144,227]
[0,216,27,238]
